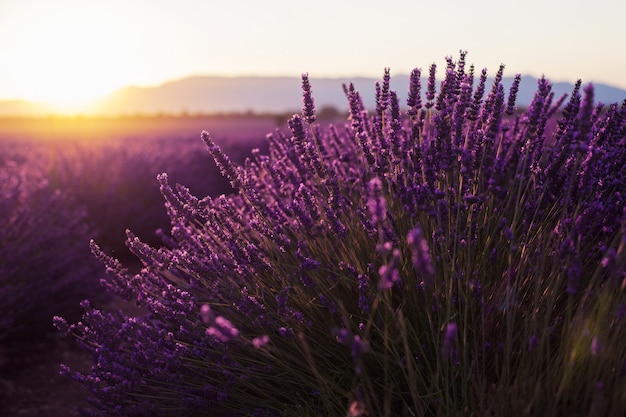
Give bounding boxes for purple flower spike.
[333,328,369,359]
[201,131,243,190]
[444,322,457,343]
[377,68,391,114]
[366,177,386,225]
[442,322,458,357]
[301,73,316,123]
[207,316,240,343]
[252,335,270,349]
[357,274,371,312]
[467,68,488,121]
[407,226,435,287]
[425,63,437,109]
[506,74,522,115]
[53,315,69,334]
[351,335,369,358]
[200,304,214,324]
[407,68,422,116]
[334,327,351,345]
[378,262,400,290]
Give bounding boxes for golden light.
[5,2,141,113]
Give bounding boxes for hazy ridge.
[1,75,625,117]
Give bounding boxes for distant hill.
[1,74,625,117]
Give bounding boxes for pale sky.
[0,0,625,110]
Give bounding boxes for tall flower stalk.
[58,53,626,417]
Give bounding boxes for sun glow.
[2,1,152,114]
[1,0,625,117]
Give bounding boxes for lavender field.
[0,115,275,415]
[2,54,626,416]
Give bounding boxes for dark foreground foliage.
[58,53,626,416]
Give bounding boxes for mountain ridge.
[1,74,625,117]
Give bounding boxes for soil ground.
[1,336,93,416]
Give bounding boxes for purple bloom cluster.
[59,53,626,416]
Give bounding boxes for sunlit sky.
[1,0,625,112]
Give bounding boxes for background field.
[0,114,285,416]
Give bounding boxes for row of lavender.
[54,53,626,416]
[0,148,99,343]
[0,121,268,369]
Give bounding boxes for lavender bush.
[58,53,626,416]
[0,147,101,342]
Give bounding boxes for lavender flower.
[376,67,391,115]
[442,322,458,358]
[366,177,386,225]
[378,251,401,290]
[357,274,371,313]
[334,328,370,362]
[406,67,422,116]
[200,304,214,324]
[407,226,435,287]
[252,335,270,349]
[425,63,437,109]
[301,72,316,123]
[207,316,240,343]
[506,73,522,115]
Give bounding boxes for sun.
[3,2,140,113]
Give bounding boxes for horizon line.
[2,71,626,105]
